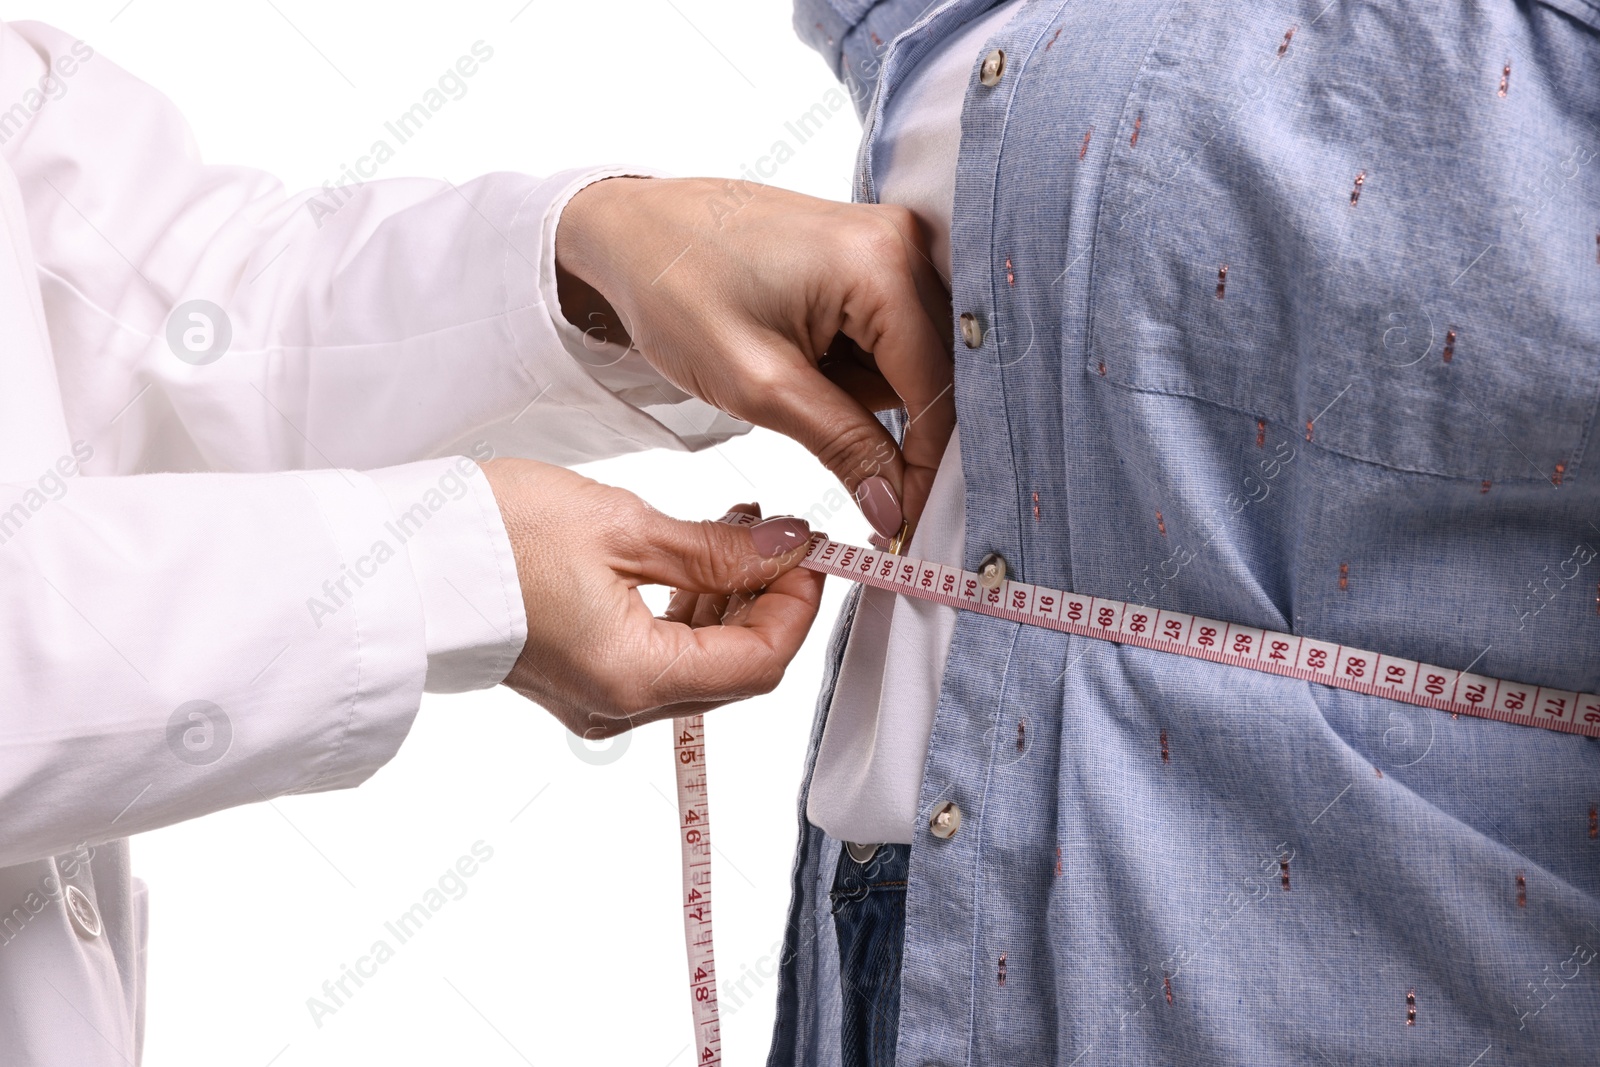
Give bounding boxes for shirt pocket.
[1085,0,1600,484]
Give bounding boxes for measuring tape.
[672,520,1600,1060]
[788,531,1600,738]
[672,712,721,1067]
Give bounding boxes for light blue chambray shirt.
[769,0,1600,1063]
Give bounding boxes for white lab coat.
[0,19,733,1064]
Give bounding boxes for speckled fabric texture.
[771,1,1600,1063]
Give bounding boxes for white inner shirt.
[805,0,1025,846]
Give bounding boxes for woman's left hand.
[555,176,956,539]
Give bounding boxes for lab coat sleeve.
[0,20,743,477]
[0,455,525,869]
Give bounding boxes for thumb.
[738,342,909,540]
[620,506,816,597]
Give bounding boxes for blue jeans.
[830,843,909,1067]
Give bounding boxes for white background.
[13,1,870,1063]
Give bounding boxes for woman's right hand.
[478,457,825,739]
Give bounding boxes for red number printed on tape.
[1225,625,1265,661]
[1118,607,1153,640]
[937,565,962,598]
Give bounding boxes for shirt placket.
[881,3,1069,1065]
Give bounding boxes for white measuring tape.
[674,519,1600,1057]
[795,533,1600,737]
[671,712,722,1067]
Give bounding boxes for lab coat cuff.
[367,457,526,694]
[507,165,749,451]
[286,469,431,792]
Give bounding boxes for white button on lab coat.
[0,19,735,1064]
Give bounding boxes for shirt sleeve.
[0,462,435,869]
[0,20,739,476]
[366,456,526,694]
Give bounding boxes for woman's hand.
[555,177,956,538]
[480,457,824,739]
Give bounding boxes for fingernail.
[855,476,903,539]
[751,516,811,556]
[665,588,695,617]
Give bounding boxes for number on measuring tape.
[1117,605,1152,640]
[1494,682,1533,719]
[1186,616,1227,655]
[1535,689,1579,724]
[1224,624,1266,660]
[814,541,843,568]
[1294,638,1338,679]
[1336,647,1375,682]
[1456,672,1496,710]
[1091,599,1122,632]
[1418,667,1458,703]
[1372,656,1418,696]
[1031,586,1063,621]
[1006,582,1039,616]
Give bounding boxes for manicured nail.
[751,516,811,556]
[854,476,903,539]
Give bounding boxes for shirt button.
[977,553,1008,590]
[979,48,1006,87]
[929,800,963,839]
[845,841,880,864]
[959,312,984,349]
[65,884,101,939]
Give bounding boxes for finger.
[820,348,901,412]
[719,590,755,627]
[656,502,768,626]
[691,502,760,624]
[662,588,698,623]
[640,561,826,708]
[621,506,814,597]
[691,592,730,628]
[735,338,909,533]
[577,563,826,734]
[839,225,956,528]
